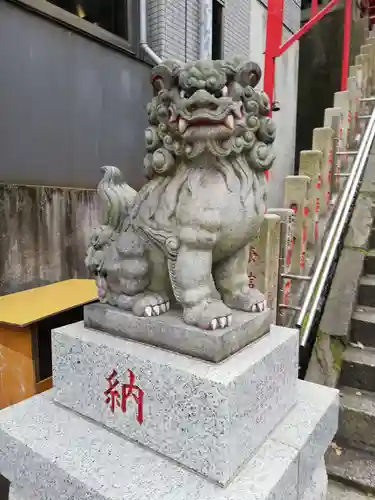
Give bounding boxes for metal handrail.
[297,107,375,345]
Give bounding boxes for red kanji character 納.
[121,370,145,425]
[104,369,120,414]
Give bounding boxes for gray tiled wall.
[148,0,301,63]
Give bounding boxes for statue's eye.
[213,89,222,98]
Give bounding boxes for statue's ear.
[234,61,262,88]
[151,60,181,92]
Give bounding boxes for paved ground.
[328,480,374,499]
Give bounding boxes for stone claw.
[209,315,232,330]
[133,293,171,318]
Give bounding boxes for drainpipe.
[140,0,162,65]
[199,0,213,59]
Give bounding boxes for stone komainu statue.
[86,58,276,330]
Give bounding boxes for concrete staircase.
[326,229,375,495]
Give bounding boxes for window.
[47,0,130,41]
[9,0,139,56]
[212,0,224,60]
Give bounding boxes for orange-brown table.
[0,279,97,408]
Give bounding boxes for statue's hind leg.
[113,229,171,317]
[132,246,172,317]
[214,244,267,313]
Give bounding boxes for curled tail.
[98,166,137,231]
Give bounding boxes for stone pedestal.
[0,306,338,500]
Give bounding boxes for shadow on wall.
[0,184,100,295]
[295,11,367,171]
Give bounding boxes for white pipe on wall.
[140,0,162,65]
[199,0,213,59]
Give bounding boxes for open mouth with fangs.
[177,114,235,134]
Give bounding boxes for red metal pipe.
[341,0,352,89]
[278,0,340,56]
[264,0,284,115]
[311,0,319,17]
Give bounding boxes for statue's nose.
[186,89,217,110]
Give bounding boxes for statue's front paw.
[132,292,171,317]
[223,288,267,313]
[183,299,232,330]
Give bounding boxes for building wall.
[0,0,300,292]
[0,1,152,191]
[148,0,301,207]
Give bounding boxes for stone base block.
[52,322,298,485]
[300,460,328,500]
[0,381,338,500]
[84,303,271,362]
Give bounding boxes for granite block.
[84,303,271,362]
[52,322,298,486]
[9,485,36,500]
[272,380,339,497]
[0,392,299,500]
[300,460,328,500]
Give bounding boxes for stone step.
[339,345,375,392]
[364,250,375,275]
[351,306,375,348]
[327,480,374,500]
[337,386,375,452]
[326,444,375,494]
[358,275,375,308]
[0,380,338,500]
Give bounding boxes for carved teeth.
[153,305,160,315]
[210,319,218,330]
[160,303,167,313]
[224,115,234,129]
[179,118,188,134]
[221,85,228,97]
[145,306,152,317]
[227,315,232,327]
[219,317,227,328]
[166,301,170,311]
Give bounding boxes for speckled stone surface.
[84,303,271,362]
[272,381,339,497]
[52,322,298,485]
[300,460,328,500]
[0,381,337,500]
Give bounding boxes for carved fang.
[210,319,218,330]
[179,118,188,134]
[225,115,234,129]
[219,317,227,328]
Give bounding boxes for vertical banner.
[360,45,372,97]
[267,208,294,321]
[324,107,342,195]
[284,175,310,276]
[356,53,370,99]
[299,151,323,246]
[248,214,281,321]
[312,128,334,214]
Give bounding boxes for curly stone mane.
[143,58,276,179]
